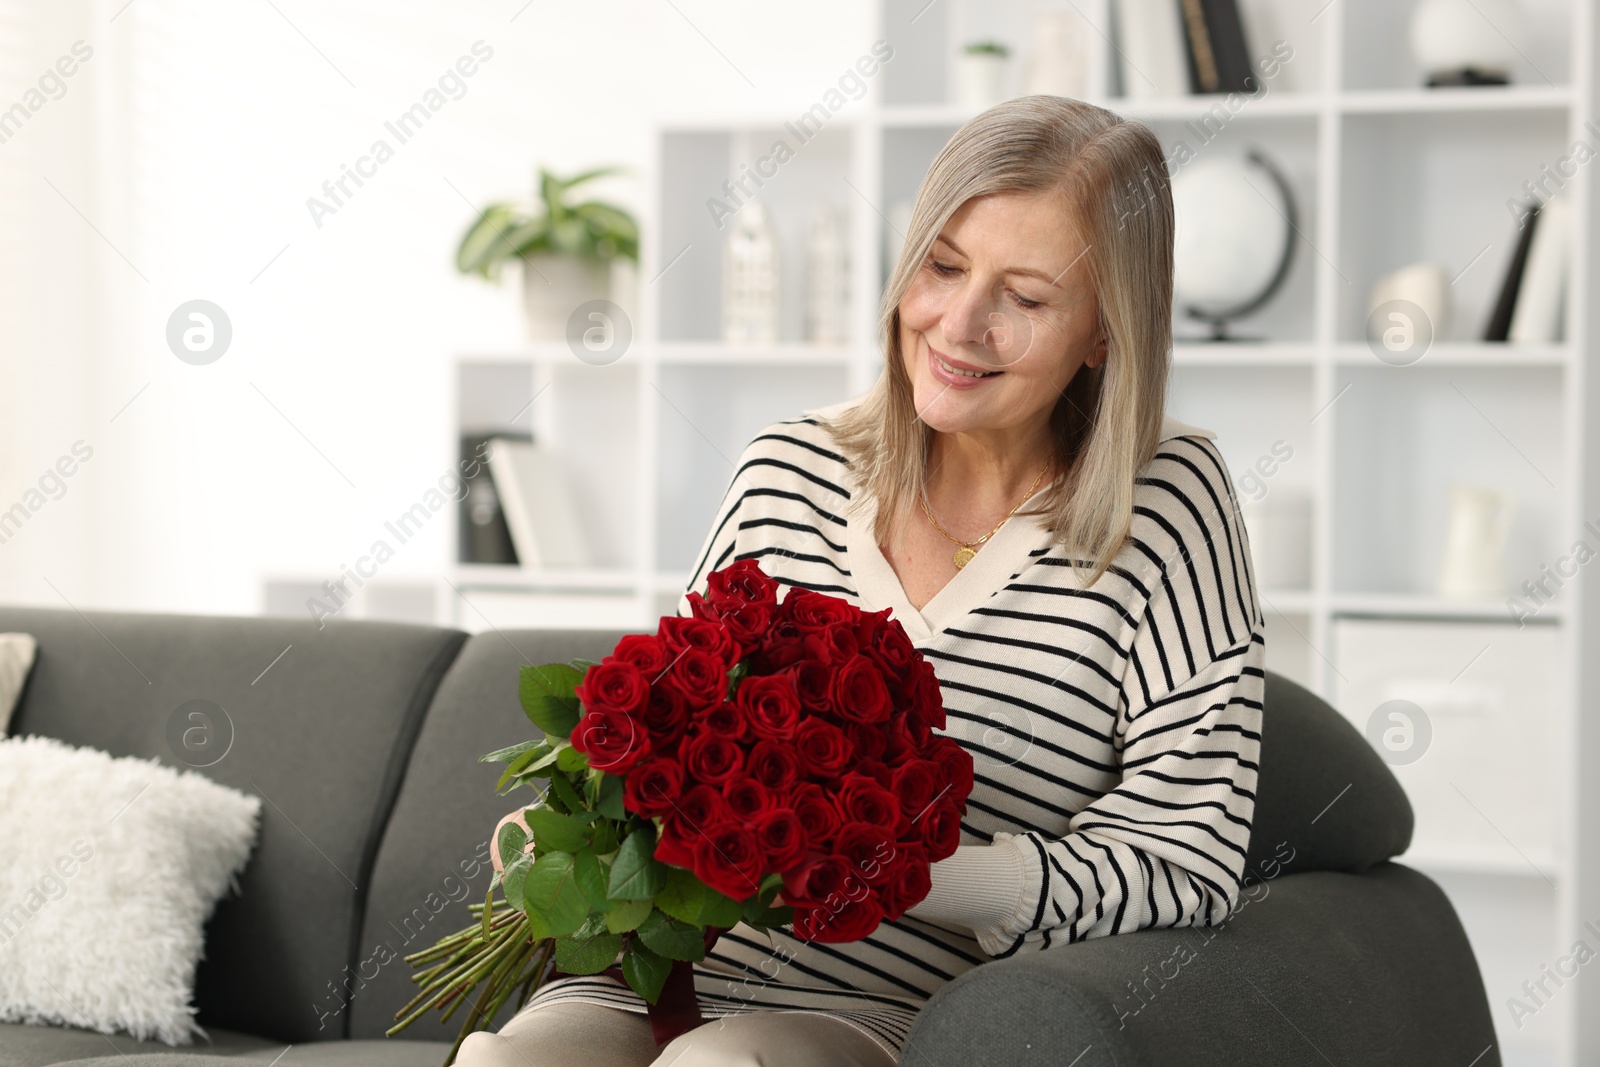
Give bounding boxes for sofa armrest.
[900,863,1500,1067]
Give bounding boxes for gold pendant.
[953,546,976,569]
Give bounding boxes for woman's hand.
[490,807,533,874]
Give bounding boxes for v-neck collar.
[836,411,1215,646]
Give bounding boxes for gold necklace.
[919,462,1050,570]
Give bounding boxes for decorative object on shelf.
[1436,485,1516,599]
[1484,199,1540,341]
[883,200,914,283]
[1021,10,1093,100]
[390,560,971,1060]
[460,433,519,565]
[1410,0,1524,87]
[1241,491,1311,591]
[954,40,1011,109]
[805,204,850,345]
[455,166,640,343]
[1508,192,1570,344]
[487,437,590,569]
[723,199,781,345]
[1178,0,1258,94]
[1171,147,1297,340]
[1367,263,1452,353]
[1113,0,1190,99]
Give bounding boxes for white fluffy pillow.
[0,633,36,733]
[0,735,261,1044]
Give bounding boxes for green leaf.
[590,818,620,856]
[743,901,795,929]
[637,908,707,962]
[495,742,554,792]
[604,897,654,934]
[523,852,590,938]
[526,808,591,853]
[607,826,667,901]
[621,941,672,1005]
[496,820,528,869]
[549,771,587,814]
[555,931,624,975]
[657,866,745,926]
[556,744,591,773]
[573,849,610,910]
[480,739,544,765]
[597,773,626,821]
[502,851,532,910]
[573,911,609,941]
[519,663,585,737]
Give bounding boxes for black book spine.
[1484,202,1541,341]
[1198,0,1258,94]
[458,433,521,565]
[1178,0,1217,93]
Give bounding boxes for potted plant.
[955,40,1011,109]
[456,166,640,342]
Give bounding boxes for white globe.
[1171,153,1292,318]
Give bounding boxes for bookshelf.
[440,2,1599,1063]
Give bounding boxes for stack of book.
[1484,195,1570,344]
[1113,0,1257,99]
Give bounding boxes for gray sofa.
[0,606,1502,1067]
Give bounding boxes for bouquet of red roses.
[391,559,973,1058]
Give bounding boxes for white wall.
[0,0,873,616]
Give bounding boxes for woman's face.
[897,189,1106,439]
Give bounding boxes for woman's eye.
[928,259,960,277]
[1011,292,1042,310]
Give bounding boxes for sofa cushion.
[0,1023,275,1067]
[1242,671,1414,882]
[36,1041,452,1067]
[346,630,637,1042]
[0,608,466,1044]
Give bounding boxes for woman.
[459,94,1264,1067]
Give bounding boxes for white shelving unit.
[444,3,1599,1063]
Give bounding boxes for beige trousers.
[454,999,897,1067]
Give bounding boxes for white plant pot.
[521,254,611,343]
[954,53,1009,109]
[1410,0,1523,83]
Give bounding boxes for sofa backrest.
[0,606,466,1044]
[1243,671,1414,883]
[348,629,636,1043]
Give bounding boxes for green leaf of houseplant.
[604,897,654,934]
[520,662,585,738]
[525,808,591,853]
[656,866,744,927]
[555,931,625,975]
[607,826,667,901]
[621,941,672,1005]
[637,908,707,962]
[522,851,590,939]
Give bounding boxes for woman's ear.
[1086,336,1108,369]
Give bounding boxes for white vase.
[522,254,611,343]
[954,52,1009,109]
[1437,486,1516,599]
[723,200,780,345]
[805,204,850,345]
[1410,0,1523,85]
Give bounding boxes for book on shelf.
[1508,193,1570,344]
[1178,0,1258,94]
[486,437,590,569]
[1112,0,1190,99]
[458,433,519,565]
[1483,199,1540,342]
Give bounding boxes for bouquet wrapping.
[392,559,973,1056]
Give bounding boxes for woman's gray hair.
[819,94,1173,589]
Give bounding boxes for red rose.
[853,758,893,791]
[880,714,919,765]
[723,774,775,821]
[780,853,850,908]
[795,718,853,778]
[701,599,774,652]
[868,620,919,682]
[757,619,807,671]
[802,624,858,666]
[911,661,947,731]
[624,758,683,817]
[846,721,887,761]
[735,674,802,742]
[658,616,740,671]
[834,822,897,887]
[752,808,809,872]
[781,588,858,632]
[835,772,902,831]
[903,706,934,748]
[790,783,842,845]
[890,758,943,819]
[569,708,649,773]
[881,844,931,921]
[923,735,974,801]
[641,685,690,746]
[828,654,892,724]
[855,605,893,651]
[680,729,744,785]
[693,824,765,901]
[918,798,963,861]
[575,660,650,715]
[661,647,728,707]
[792,895,883,943]
[707,558,780,608]
[747,740,801,793]
[677,782,731,835]
[612,633,671,680]
[654,815,698,868]
[784,660,833,713]
[693,700,749,743]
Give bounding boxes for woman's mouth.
[927,344,1002,388]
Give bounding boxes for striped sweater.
[518,396,1267,1060]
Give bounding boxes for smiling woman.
[462,95,1264,1067]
